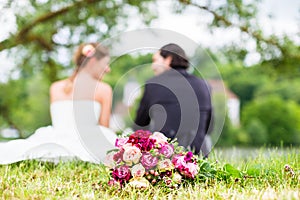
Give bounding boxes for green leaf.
[200,161,213,172]
[246,164,262,177]
[223,164,242,178]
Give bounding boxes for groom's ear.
[165,56,172,67]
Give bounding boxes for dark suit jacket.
[134,68,213,154]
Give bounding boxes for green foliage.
[242,95,300,146]
[0,74,51,137]
[245,119,268,146]
[210,93,226,143]
[210,92,249,147]
[14,74,51,136]
[0,79,28,136]
[177,0,300,75]
[104,53,153,88]
[217,64,300,147]
[1,0,157,81]
[103,53,153,128]
[214,115,249,147]
[220,65,269,108]
[104,53,152,110]
[255,78,300,104]
[197,159,244,182]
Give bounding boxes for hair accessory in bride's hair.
[82,44,96,57]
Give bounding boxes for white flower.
[157,159,174,171]
[131,164,146,178]
[103,151,116,169]
[128,177,150,189]
[123,146,142,165]
[172,172,182,183]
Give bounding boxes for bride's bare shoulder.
[94,81,112,101]
[96,81,112,92]
[50,79,68,89]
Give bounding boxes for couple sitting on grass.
[0,42,213,165]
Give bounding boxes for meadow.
[0,147,299,200]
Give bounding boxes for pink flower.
[172,153,199,178]
[181,162,199,178]
[157,159,174,171]
[172,155,186,169]
[159,144,174,158]
[150,132,168,147]
[115,138,129,148]
[112,165,131,183]
[140,152,159,170]
[108,179,121,187]
[123,146,142,165]
[82,44,95,57]
[113,148,125,164]
[131,164,146,178]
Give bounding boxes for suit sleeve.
[133,84,151,130]
[206,83,214,134]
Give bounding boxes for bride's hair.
[64,43,109,94]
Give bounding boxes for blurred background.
[0,0,299,148]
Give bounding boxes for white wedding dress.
[0,100,117,164]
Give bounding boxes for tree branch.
[0,0,102,51]
[179,1,284,53]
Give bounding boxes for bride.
[0,43,117,164]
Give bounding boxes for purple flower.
[139,138,156,152]
[159,144,174,158]
[184,151,194,162]
[140,152,159,170]
[112,165,131,183]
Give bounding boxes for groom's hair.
[160,43,189,69]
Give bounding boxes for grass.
[0,147,299,200]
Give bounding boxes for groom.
[134,43,213,157]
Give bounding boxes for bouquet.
[104,130,200,188]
